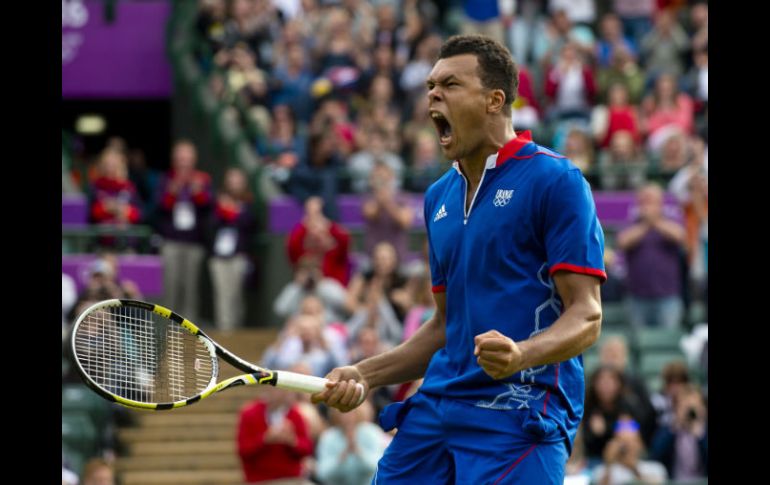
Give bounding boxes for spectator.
[597,130,648,190]
[682,48,708,113]
[649,383,708,481]
[347,127,405,194]
[296,294,350,369]
[400,96,435,159]
[596,45,646,105]
[544,41,596,123]
[222,0,277,67]
[686,3,708,54]
[617,184,686,329]
[612,0,654,46]
[287,127,344,219]
[273,256,349,325]
[401,264,436,342]
[195,0,228,66]
[71,256,143,316]
[640,9,689,80]
[62,273,77,329]
[595,12,638,68]
[271,43,315,124]
[80,458,115,485]
[668,135,708,297]
[641,73,694,156]
[562,127,595,175]
[263,313,340,378]
[156,140,213,323]
[583,366,650,465]
[345,241,408,349]
[207,167,257,331]
[286,196,351,285]
[599,336,657,446]
[357,44,402,105]
[259,104,308,188]
[406,129,444,193]
[592,83,641,149]
[237,385,314,485]
[534,8,596,68]
[510,66,541,130]
[316,401,390,485]
[650,361,691,429]
[362,162,415,265]
[458,0,510,48]
[592,417,668,484]
[349,326,386,365]
[88,148,142,249]
[654,131,690,175]
[127,148,161,226]
[399,33,442,108]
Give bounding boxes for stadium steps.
[126,440,235,456]
[116,453,239,471]
[120,469,243,485]
[114,328,279,485]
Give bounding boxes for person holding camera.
[361,162,415,266]
[592,417,668,485]
[649,383,708,481]
[274,255,349,325]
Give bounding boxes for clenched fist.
[473,330,525,380]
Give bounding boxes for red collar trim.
[496,130,533,167]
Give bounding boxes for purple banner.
[267,192,682,233]
[62,0,172,98]
[62,254,164,297]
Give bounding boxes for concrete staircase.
[114,328,279,485]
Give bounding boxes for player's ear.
[486,89,507,114]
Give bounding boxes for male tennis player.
[313,34,606,484]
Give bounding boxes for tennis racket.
[69,298,363,411]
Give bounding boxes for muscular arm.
[312,292,446,411]
[475,272,602,379]
[358,291,445,387]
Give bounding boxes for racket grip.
[275,371,329,394]
[276,372,366,405]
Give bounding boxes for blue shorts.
[373,391,568,485]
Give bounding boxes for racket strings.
[73,306,214,404]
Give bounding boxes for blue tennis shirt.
[420,130,606,447]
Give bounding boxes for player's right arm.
[311,292,446,412]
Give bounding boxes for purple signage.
[62,0,172,98]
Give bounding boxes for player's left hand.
[474,330,525,380]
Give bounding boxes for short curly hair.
[438,35,519,116]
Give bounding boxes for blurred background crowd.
[62,1,707,484]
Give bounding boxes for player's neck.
[458,119,516,185]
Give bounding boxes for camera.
[686,407,698,421]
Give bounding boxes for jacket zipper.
[461,168,488,225]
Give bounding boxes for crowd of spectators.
[62,1,708,483]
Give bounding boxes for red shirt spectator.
[287,197,351,286]
[237,397,314,483]
[89,148,142,225]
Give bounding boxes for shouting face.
[426,54,493,163]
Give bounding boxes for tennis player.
[313,34,606,484]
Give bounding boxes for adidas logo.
[433,204,448,222]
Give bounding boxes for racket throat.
[256,372,278,387]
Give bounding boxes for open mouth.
[431,111,453,146]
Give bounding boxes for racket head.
[70,299,219,410]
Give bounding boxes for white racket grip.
[275,371,366,405]
[275,371,328,393]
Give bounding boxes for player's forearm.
[355,312,445,389]
[517,300,602,370]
